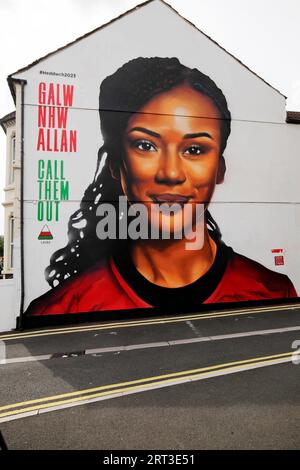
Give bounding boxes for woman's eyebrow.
[128,127,161,138]
[183,132,212,139]
[128,128,213,140]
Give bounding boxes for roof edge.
[7,0,286,100]
[0,111,16,134]
[162,0,286,98]
[286,111,300,124]
[7,0,155,79]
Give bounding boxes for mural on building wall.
[25,57,297,316]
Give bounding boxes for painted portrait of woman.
[26,57,297,316]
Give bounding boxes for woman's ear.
[217,155,226,184]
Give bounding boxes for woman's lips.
[150,193,191,204]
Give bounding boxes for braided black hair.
[45,57,231,287]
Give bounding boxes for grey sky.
[1,0,300,234]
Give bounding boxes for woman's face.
[119,84,224,237]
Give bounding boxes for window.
[9,216,14,270]
[8,134,16,184]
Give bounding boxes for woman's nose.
[155,150,186,185]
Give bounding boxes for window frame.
[8,133,16,185]
[8,215,14,270]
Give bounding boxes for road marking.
[186,320,202,337]
[0,303,299,341]
[1,324,300,365]
[0,350,296,422]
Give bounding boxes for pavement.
[0,304,300,449]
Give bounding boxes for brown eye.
[133,140,157,152]
[183,145,203,156]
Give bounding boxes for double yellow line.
[0,350,295,422]
[1,303,299,341]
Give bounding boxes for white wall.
[0,84,22,331]
[2,124,15,276]
[12,0,286,122]
[0,279,16,332]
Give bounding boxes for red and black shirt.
[26,239,297,316]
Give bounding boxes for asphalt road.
[1,305,300,449]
